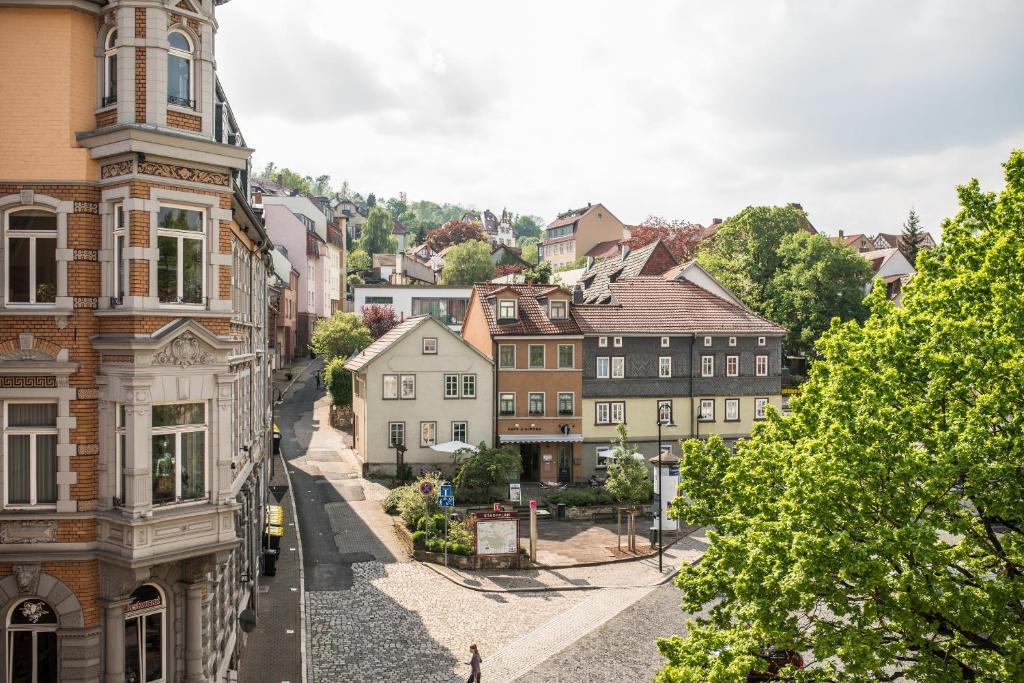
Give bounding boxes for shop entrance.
[520,443,540,481]
[557,444,572,483]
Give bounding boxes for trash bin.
[272,427,282,455]
[649,526,659,547]
[262,505,284,575]
[263,549,279,576]
[556,503,566,520]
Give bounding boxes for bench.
[591,510,617,523]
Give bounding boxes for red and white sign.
[493,502,502,512]
[529,499,537,510]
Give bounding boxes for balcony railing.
[168,94,195,109]
[102,94,117,107]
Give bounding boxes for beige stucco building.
[346,316,494,476]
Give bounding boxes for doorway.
[520,444,540,481]
[557,444,572,483]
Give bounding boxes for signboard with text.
[473,511,520,556]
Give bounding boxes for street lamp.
[656,402,672,573]
[271,387,284,478]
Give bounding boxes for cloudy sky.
[215,0,1023,236]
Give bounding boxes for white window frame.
[123,584,166,683]
[726,355,739,377]
[595,402,610,425]
[498,344,516,369]
[382,374,399,400]
[444,374,459,399]
[660,336,670,348]
[728,336,737,347]
[557,392,574,416]
[452,421,468,443]
[549,300,568,319]
[610,401,625,424]
[758,336,766,346]
[701,355,714,377]
[156,203,206,307]
[420,421,436,447]
[111,203,126,302]
[167,30,194,107]
[422,337,437,354]
[598,336,608,348]
[461,374,476,399]
[659,356,672,378]
[114,403,126,504]
[725,398,739,422]
[657,399,673,425]
[755,398,768,420]
[3,401,58,509]
[596,356,609,378]
[528,392,545,416]
[557,344,574,369]
[611,356,625,379]
[498,392,516,417]
[699,399,715,421]
[388,421,405,447]
[497,299,516,320]
[703,336,712,347]
[756,355,769,377]
[613,336,623,348]
[400,374,416,399]
[3,208,58,307]
[7,598,58,683]
[150,402,208,505]
[528,344,545,369]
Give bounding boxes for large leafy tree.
[512,214,543,240]
[310,312,372,361]
[347,249,372,272]
[439,240,495,285]
[360,304,398,339]
[426,219,489,252]
[900,207,926,265]
[518,236,540,264]
[658,151,1024,683]
[624,216,702,262]
[356,207,397,255]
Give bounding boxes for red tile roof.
[585,239,621,259]
[472,284,581,336]
[571,277,786,334]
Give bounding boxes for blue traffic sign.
[439,496,455,508]
[439,484,453,497]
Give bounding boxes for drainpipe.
[492,338,499,448]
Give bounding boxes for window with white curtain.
[3,402,57,507]
[150,403,206,505]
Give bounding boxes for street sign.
[419,481,434,496]
[439,484,453,497]
[492,502,502,512]
[439,496,455,508]
[529,499,537,510]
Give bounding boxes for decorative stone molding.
[101,160,134,178]
[154,332,212,367]
[99,564,150,601]
[0,520,57,544]
[0,376,57,388]
[101,355,135,364]
[19,190,34,205]
[138,161,229,187]
[74,201,99,214]
[12,564,41,595]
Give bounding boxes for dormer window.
[549,300,567,319]
[103,29,118,107]
[497,299,516,320]
[167,31,194,108]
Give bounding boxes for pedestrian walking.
[466,644,482,683]
[315,371,321,389]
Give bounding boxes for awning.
[429,440,477,454]
[499,434,584,444]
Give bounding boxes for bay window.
[4,402,57,508]
[157,205,204,305]
[150,402,206,505]
[5,208,57,305]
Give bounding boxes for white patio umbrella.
[429,440,478,454]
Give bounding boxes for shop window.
[124,584,165,683]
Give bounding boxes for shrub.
[383,485,414,515]
[410,530,426,549]
[546,488,616,507]
[324,357,352,407]
[397,475,442,529]
[453,444,522,497]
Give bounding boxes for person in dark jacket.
[466,644,481,683]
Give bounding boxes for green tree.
[439,240,495,285]
[366,192,376,207]
[523,261,552,285]
[348,249,372,272]
[323,357,352,406]
[512,214,542,240]
[658,151,1024,683]
[518,236,540,264]
[412,222,428,246]
[555,255,589,272]
[764,232,874,357]
[900,207,925,265]
[311,174,331,196]
[452,444,522,498]
[356,207,397,255]
[310,312,372,361]
[603,424,654,506]
[385,193,408,220]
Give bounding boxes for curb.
[280,449,308,683]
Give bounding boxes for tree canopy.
[310,312,372,361]
[426,220,489,252]
[348,249,372,272]
[512,214,543,240]
[360,304,398,339]
[624,216,702,263]
[356,207,397,255]
[439,240,495,285]
[699,205,872,357]
[658,151,1024,683]
[603,424,654,506]
[518,236,540,264]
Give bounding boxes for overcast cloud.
[216,0,1024,236]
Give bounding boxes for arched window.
[167,31,194,108]
[4,208,57,305]
[103,29,118,106]
[7,598,58,683]
[124,584,165,683]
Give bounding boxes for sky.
[215,0,1024,237]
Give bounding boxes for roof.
[571,277,787,335]
[391,218,407,235]
[373,253,396,268]
[269,248,295,285]
[344,316,491,372]
[492,245,522,256]
[577,240,676,304]
[472,284,581,336]
[547,203,603,230]
[585,239,621,259]
[860,248,900,273]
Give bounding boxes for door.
[557,444,572,483]
[520,444,539,481]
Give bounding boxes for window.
[103,29,118,106]
[412,297,469,325]
[756,355,769,377]
[758,336,766,346]
[420,422,436,447]
[728,336,737,347]
[755,398,768,420]
[613,336,623,347]
[388,422,405,447]
[114,404,126,504]
[444,374,459,399]
[725,399,740,421]
[598,336,608,348]
[4,402,57,507]
[112,203,126,302]
[703,336,712,347]
[558,344,574,369]
[365,296,393,305]
[156,205,204,305]
[499,393,515,416]
[124,584,165,683]
[498,344,516,369]
[657,400,673,425]
[610,401,625,424]
[699,399,715,421]
[659,356,672,378]
[611,357,625,379]
[549,300,567,319]
[497,299,516,320]
[452,422,468,443]
[528,344,545,369]
[660,336,670,348]
[726,355,739,377]
[382,375,398,399]
[422,338,437,354]
[596,446,616,469]
[150,402,206,505]
[167,30,194,108]
[595,402,610,425]
[557,392,574,416]
[596,357,609,378]
[528,392,545,416]
[5,209,57,305]
[7,598,58,683]
[701,355,714,377]
[400,374,416,399]
[462,374,476,398]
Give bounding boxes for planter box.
[393,519,524,569]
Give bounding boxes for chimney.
[620,244,631,261]
[585,256,594,271]
[838,229,844,238]
[711,218,722,226]
[572,284,583,304]
[587,202,591,208]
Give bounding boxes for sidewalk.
[421,527,710,593]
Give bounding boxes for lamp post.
[271,387,283,478]
[656,403,671,573]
